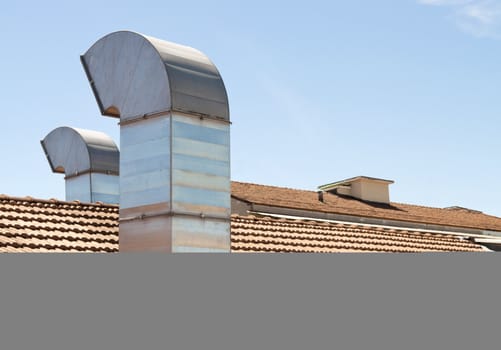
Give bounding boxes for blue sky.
[1,0,501,216]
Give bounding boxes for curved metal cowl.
[41,127,119,177]
[81,31,229,122]
[41,127,119,204]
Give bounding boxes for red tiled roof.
[231,215,485,253]
[231,182,501,232]
[0,189,490,253]
[0,195,118,252]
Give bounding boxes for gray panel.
[120,187,170,210]
[172,154,230,177]
[172,246,229,253]
[121,139,170,162]
[171,111,230,130]
[172,138,229,161]
[120,117,170,210]
[93,194,119,205]
[90,173,119,204]
[172,169,229,192]
[82,31,229,121]
[172,120,230,145]
[172,114,231,221]
[120,156,171,178]
[172,186,230,208]
[91,173,119,195]
[65,171,119,204]
[120,116,170,144]
[120,170,171,193]
[172,217,230,252]
[65,175,92,203]
[120,216,172,252]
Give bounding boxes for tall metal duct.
[41,127,119,204]
[81,31,231,252]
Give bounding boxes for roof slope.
[0,195,118,252]
[231,215,484,253]
[232,182,501,232]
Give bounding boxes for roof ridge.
[392,201,499,218]
[231,180,313,193]
[0,194,119,208]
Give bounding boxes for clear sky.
[1,0,501,216]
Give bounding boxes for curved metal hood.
[41,126,119,177]
[81,31,229,122]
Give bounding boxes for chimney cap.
[318,176,394,204]
[318,176,394,192]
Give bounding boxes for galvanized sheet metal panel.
[171,113,231,220]
[66,174,119,204]
[172,138,229,162]
[120,117,170,211]
[121,140,170,162]
[120,216,172,252]
[120,156,170,178]
[120,115,171,145]
[91,173,120,194]
[120,170,171,194]
[120,187,170,212]
[171,169,229,192]
[172,120,230,145]
[172,186,230,208]
[173,247,229,253]
[90,173,119,204]
[82,31,229,121]
[172,217,230,253]
[172,154,230,177]
[65,175,92,203]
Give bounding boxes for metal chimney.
[81,31,231,252]
[41,127,119,204]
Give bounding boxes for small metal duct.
[82,31,231,252]
[41,127,119,204]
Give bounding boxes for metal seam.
[119,210,229,222]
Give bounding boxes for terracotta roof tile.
[231,181,501,232]
[0,196,119,253]
[230,215,485,253]
[0,189,491,253]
